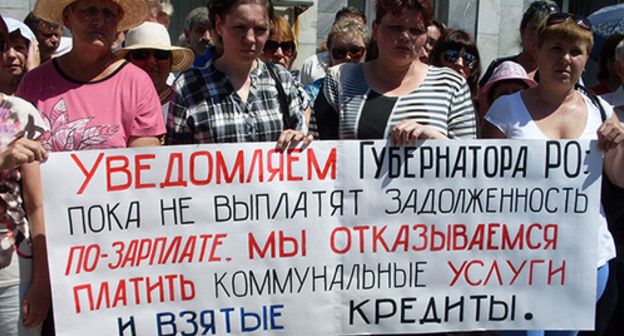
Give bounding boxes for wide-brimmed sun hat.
[114,21,194,73]
[33,0,149,32]
[482,60,538,96]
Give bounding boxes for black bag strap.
[265,62,295,130]
[577,83,607,121]
[577,84,624,225]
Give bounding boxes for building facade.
[1,0,621,85]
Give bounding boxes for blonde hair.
[270,15,294,42]
[327,17,369,50]
[536,17,593,54]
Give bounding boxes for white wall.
[293,1,319,69]
[476,0,527,73]
[0,0,37,21]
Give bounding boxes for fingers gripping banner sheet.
[40,139,603,335]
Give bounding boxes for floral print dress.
[0,95,47,286]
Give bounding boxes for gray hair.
[616,40,624,63]
[160,1,173,16]
[147,0,173,16]
[184,7,210,31]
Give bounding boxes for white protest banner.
[40,139,603,335]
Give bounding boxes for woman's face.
[491,80,529,103]
[127,49,171,88]
[419,24,441,63]
[64,0,122,48]
[373,9,427,63]
[328,33,366,66]
[521,20,539,56]
[216,4,270,65]
[440,48,477,79]
[0,33,28,85]
[536,37,589,86]
[260,36,296,69]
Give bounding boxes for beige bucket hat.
[115,21,194,73]
[33,0,149,32]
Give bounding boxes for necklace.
[158,86,172,104]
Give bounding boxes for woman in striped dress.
[312,0,477,142]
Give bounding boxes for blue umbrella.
[588,3,624,60]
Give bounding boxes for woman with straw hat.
[16,0,165,151]
[115,21,194,121]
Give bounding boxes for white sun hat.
[33,0,149,32]
[3,17,37,47]
[114,21,194,73]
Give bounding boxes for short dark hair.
[597,33,624,82]
[24,11,61,33]
[374,0,433,28]
[335,6,366,23]
[520,0,559,31]
[432,18,447,34]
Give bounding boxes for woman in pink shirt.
[17,0,165,151]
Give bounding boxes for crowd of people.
[0,0,624,335]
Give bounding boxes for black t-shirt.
[358,90,396,139]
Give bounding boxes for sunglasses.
[442,50,477,69]
[130,49,172,61]
[331,46,365,60]
[0,37,5,53]
[545,12,592,31]
[529,1,560,13]
[263,40,296,56]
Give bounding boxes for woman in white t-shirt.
[483,13,624,336]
